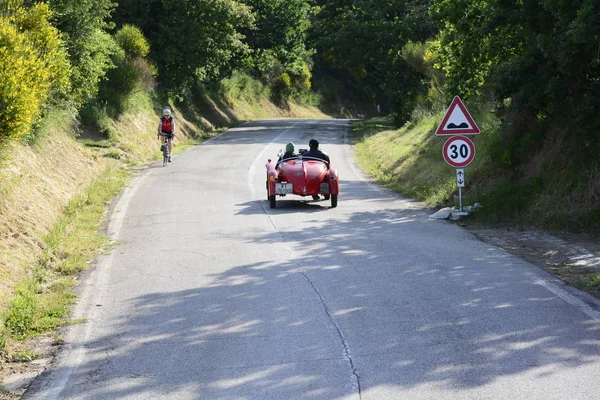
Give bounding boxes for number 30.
[450,144,468,159]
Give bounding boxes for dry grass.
[0,128,107,313]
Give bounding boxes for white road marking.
[528,272,600,322]
[247,120,302,199]
[34,171,150,400]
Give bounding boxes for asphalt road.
[26,119,600,399]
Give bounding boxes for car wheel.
[331,194,338,208]
[269,195,276,209]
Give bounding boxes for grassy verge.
[353,109,600,234]
[1,168,128,355]
[353,116,456,206]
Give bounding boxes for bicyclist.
[157,108,175,162]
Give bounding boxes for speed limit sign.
[442,136,475,167]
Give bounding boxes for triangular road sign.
[436,96,480,135]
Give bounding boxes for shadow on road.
[31,203,600,398]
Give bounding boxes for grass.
[79,139,112,148]
[1,167,128,348]
[7,350,39,363]
[104,150,122,159]
[0,386,12,396]
[353,107,600,235]
[353,115,457,205]
[575,273,600,298]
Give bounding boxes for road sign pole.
[455,168,466,214]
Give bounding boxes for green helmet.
[285,142,295,152]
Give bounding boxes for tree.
[114,0,254,90]
[431,0,600,133]
[239,0,314,92]
[46,0,118,106]
[310,0,435,121]
[0,1,71,141]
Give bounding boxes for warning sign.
[436,96,480,136]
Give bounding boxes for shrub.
[290,61,312,93]
[279,73,292,89]
[115,24,150,58]
[96,25,155,115]
[0,4,70,142]
[46,0,117,106]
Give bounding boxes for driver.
[302,139,330,165]
[277,142,297,164]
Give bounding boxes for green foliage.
[114,0,254,90]
[47,0,118,106]
[240,0,314,92]
[95,25,154,116]
[0,2,71,142]
[0,318,6,358]
[8,350,38,362]
[289,60,311,92]
[104,150,121,159]
[310,0,436,123]
[431,0,600,133]
[114,24,149,58]
[218,70,267,101]
[279,73,292,89]
[4,282,38,339]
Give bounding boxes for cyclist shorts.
[161,132,174,140]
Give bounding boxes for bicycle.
[160,136,170,167]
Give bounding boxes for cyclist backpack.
[160,116,174,133]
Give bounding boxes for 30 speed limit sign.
[442,136,475,167]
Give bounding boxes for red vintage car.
[266,151,339,208]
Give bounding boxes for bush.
[115,24,150,58]
[0,4,70,142]
[95,25,155,115]
[46,0,117,106]
[279,73,292,90]
[218,71,267,102]
[290,61,312,93]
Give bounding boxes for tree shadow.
[30,205,600,398]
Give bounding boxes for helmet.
[309,139,319,148]
[285,142,295,152]
[162,108,172,116]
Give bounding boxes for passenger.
[302,139,330,165]
[278,142,297,164]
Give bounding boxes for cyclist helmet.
[285,142,295,152]
[162,108,172,116]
